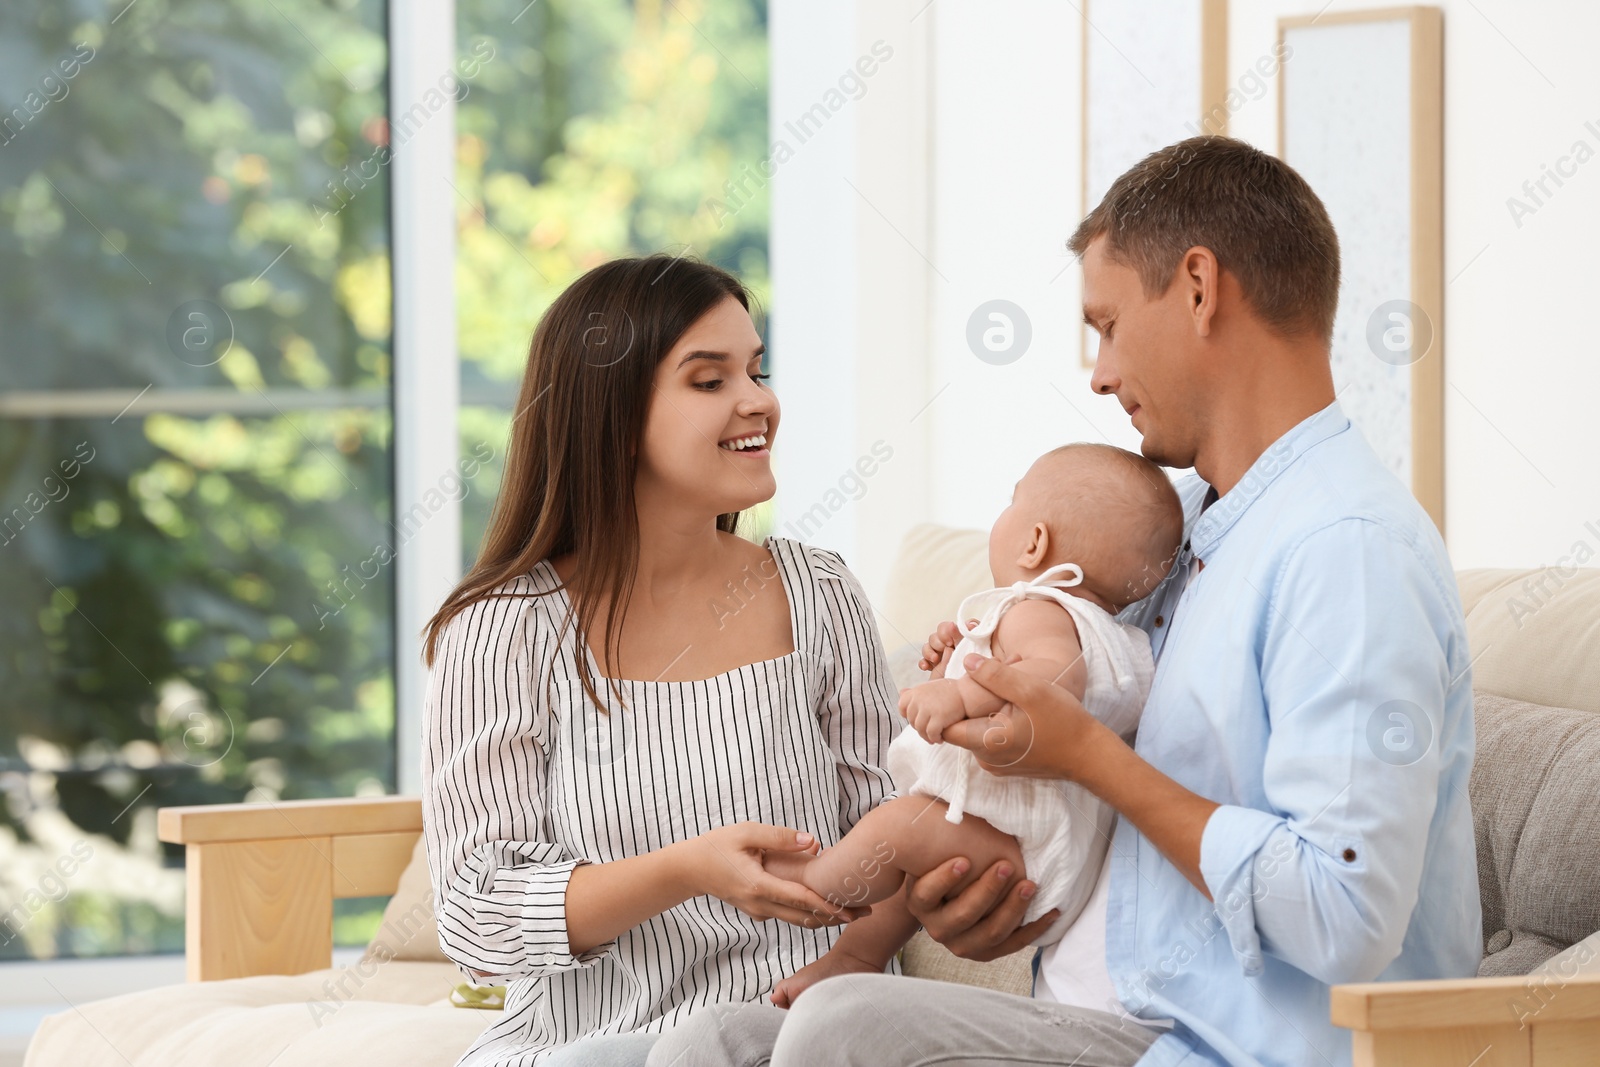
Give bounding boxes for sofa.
[25,524,1600,1067]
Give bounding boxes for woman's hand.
[903,856,1059,962]
[770,946,882,1009]
[675,822,871,928]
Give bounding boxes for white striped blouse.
[421,537,903,1066]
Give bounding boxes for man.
[650,136,1480,1067]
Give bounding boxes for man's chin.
[1137,435,1190,470]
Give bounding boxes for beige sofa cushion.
[877,523,991,653]
[1457,567,1600,714]
[24,961,485,1067]
[364,833,451,965]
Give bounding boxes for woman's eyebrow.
[676,345,766,369]
[677,350,728,368]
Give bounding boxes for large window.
[0,1,394,961]
[0,0,768,964]
[454,0,771,555]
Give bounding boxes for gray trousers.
[644,974,1160,1067]
[544,1032,662,1066]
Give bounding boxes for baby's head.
[989,444,1184,612]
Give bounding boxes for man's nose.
[1089,354,1117,395]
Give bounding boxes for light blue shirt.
[1108,401,1481,1066]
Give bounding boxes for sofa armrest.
[157,796,424,982]
[1332,974,1600,1066]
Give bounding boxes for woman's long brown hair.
[423,254,751,711]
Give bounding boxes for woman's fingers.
[755,872,867,924]
[740,822,816,852]
[714,822,872,925]
[766,898,865,927]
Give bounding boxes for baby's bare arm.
[949,599,1087,717]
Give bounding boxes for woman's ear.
[1016,522,1050,570]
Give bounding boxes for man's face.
[1082,236,1205,469]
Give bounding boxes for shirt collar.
[1188,400,1350,559]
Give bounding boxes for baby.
[765,443,1183,963]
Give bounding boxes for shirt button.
[1341,848,1357,863]
[543,952,557,965]
[1154,615,1164,627]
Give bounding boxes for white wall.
[768,0,860,561]
[921,2,1145,534]
[1227,0,1600,570]
[769,0,940,615]
[774,0,1600,602]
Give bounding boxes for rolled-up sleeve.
[810,551,903,833]
[421,591,616,983]
[1198,518,1454,986]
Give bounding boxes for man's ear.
[1181,245,1221,338]
[1016,522,1051,570]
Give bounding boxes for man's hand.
[941,653,1108,780]
[903,856,1059,962]
[949,653,1221,900]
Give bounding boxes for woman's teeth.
[719,433,768,452]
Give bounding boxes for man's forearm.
[1064,722,1219,899]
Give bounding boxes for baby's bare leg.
[764,795,1025,914]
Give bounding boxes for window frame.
[389,0,461,800]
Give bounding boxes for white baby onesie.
[886,562,1154,945]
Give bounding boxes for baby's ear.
[1016,521,1051,569]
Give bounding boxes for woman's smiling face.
[637,294,779,517]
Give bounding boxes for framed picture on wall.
[1278,6,1445,530]
[1079,0,1230,368]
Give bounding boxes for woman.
[421,255,905,1065]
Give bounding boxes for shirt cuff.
[494,857,617,975]
[1198,804,1284,978]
